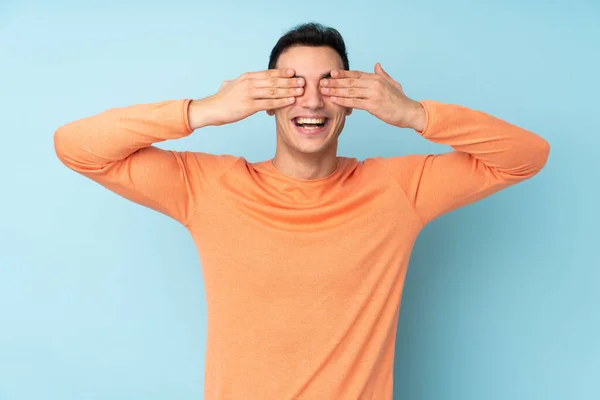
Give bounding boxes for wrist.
[407,100,427,132]
[188,96,219,130]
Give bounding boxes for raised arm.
[54,99,206,225]
[54,68,306,226]
[381,100,550,225]
[320,64,550,226]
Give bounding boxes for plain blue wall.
[1,1,598,399]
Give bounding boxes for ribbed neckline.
[261,158,343,183]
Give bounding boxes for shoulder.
[173,151,246,184]
[183,151,243,168]
[353,154,430,175]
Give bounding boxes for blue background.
[1,0,598,399]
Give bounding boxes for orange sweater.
[54,99,549,399]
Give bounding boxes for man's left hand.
[320,63,426,132]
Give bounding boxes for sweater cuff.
[416,100,438,137]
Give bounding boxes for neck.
[271,150,338,180]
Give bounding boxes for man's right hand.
[188,69,305,130]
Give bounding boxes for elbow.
[517,136,551,180]
[499,136,551,181]
[53,125,70,166]
[53,124,81,171]
[532,136,551,175]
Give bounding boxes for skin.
[187,45,426,180]
[267,45,352,180]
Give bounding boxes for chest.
[189,178,422,299]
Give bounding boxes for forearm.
[54,99,193,171]
[416,100,550,178]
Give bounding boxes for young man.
[54,23,550,400]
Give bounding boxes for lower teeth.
[294,119,326,129]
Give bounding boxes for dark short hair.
[268,22,350,70]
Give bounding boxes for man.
[54,23,550,399]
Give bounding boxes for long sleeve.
[54,99,231,226]
[379,100,551,226]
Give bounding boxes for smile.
[291,116,330,136]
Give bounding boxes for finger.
[320,77,373,88]
[253,77,305,89]
[330,69,367,79]
[321,86,370,98]
[245,68,295,80]
[251,86,304,99]
[253,96,296,111]
[329,96,368,109]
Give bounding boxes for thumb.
[375,63,404,90]
[374,62,386,76]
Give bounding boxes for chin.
[294,142,331,155]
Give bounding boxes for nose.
[300,81,324,110]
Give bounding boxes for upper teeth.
[296,117,326,124]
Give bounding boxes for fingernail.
[321,87,329,93]
[297,78,304,85]
[295,88,302,93]
[321,79,329,86]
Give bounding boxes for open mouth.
[292,117,330,135]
